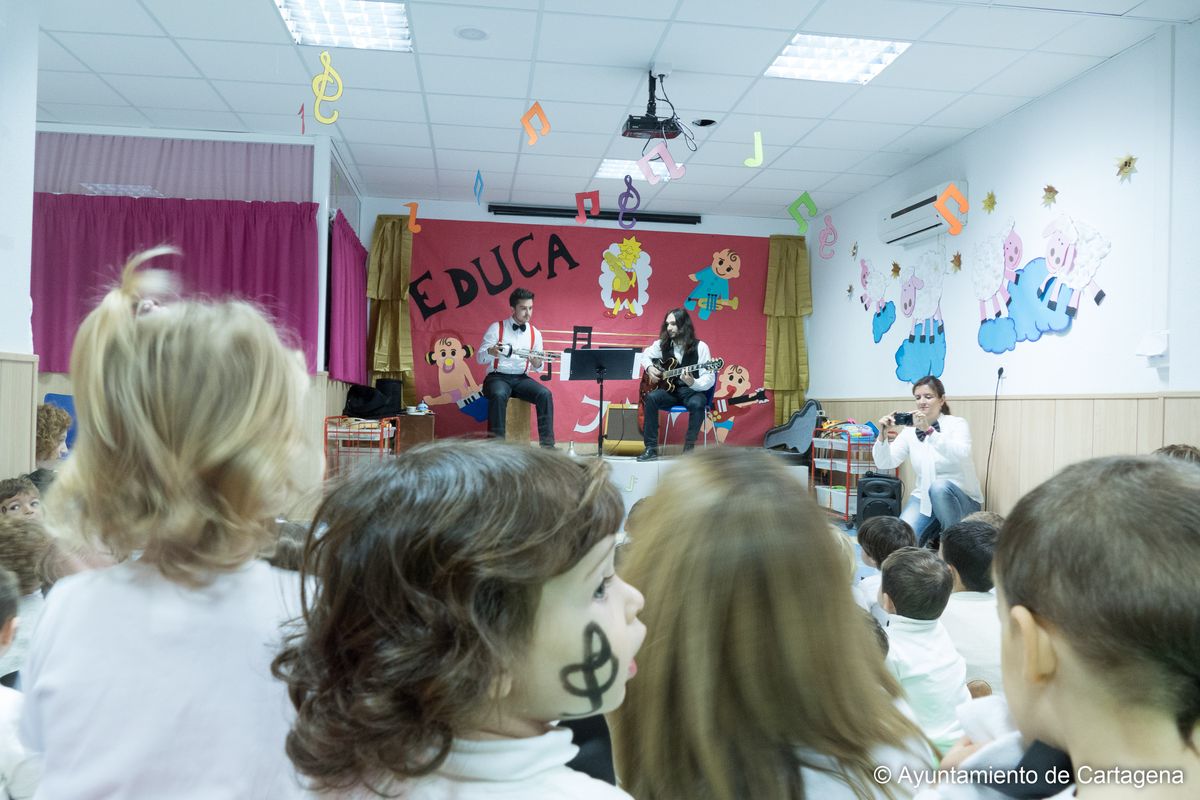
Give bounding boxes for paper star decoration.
[982,191,996,213]
[1042,185,1059,208]
[951,252,962,272]
[847,284,854,298]
[891,261,901,279]
[850,242,858,259]
[1116,154,1138,183]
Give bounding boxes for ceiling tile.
[818,172,887,193]
[648,72,757,113]
[845,150,922,175]
[36,105,61,122]
[657,24,793,75]
[830,85,960,125]
[334,88,428,123]
[140,0,291,43]
[297,46,420,92]
[882,125,972,155]
[237,112,310,136]
[745,168,839,190]
[715,202,788,219]
[799,119,913,150]
[37,102,150,127]
[39,33,88,72]
[441,168,508,199]
[726,185,814,205]
[179,41,308,84]
[537,14,667,66]
[337,119,431,147]
[674,0,821,29]
[688,140,786,167]
[411,0,539,9]
[973,51,1104,97]
[511,173,590,193]
[358,166,439,184]
[869,43,1025,92]
[512,129,614,157]
[998,0,1139,11]
[140,108,246,131]
[922,7,1080,49]
[707,114,822,147]
[660,163,747,185]
[541,0,674,19]
[55,33,198,77]
[428,93,528,131]
[800,0,954,40]
[350,143,438,168]
[406,4,537,59]
[428,123,519,153]
[435,149,519,172]
[807,190,855,211]
[530,64,645,105]
[37,71,130,106]
[508,189,580,205]
[772,146,873,172]
[103,75,231,111]
[735,78,859,119]
[40,0,164,35]
[536,100,628,135]
[924,93,1029,128]
[212,80,309,116]
[1125,0,1200,21]
[518,153,601,177]
[665,183,737,202]
[1037,17,1162,57]
[419,54,529,99]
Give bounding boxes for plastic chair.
[662,386,716,448]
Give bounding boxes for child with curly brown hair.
[273,440,645,799]
[26,404,72,495]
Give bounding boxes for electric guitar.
[636,357,724,432]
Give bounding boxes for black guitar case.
[762,399,824,456]
[856,472,904,526]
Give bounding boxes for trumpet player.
[478,287,556,447]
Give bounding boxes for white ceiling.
[35,0,1200,220]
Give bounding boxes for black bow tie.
[915,420,941,441]
[512,322,526,332]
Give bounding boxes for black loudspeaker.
[856,472,903,527]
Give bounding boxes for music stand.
[567,347,639,457]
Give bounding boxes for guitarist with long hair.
[637,308,716,462]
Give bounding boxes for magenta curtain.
[328,211,368,385]
[32,193,319,373]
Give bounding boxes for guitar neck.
[663,360,716,379]
[726,389,767,407]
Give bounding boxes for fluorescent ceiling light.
[273,0,413,52]
[765,34,911,85]
[79,183,165,198]
[595,158,675,182]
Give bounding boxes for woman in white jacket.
[874,376,983,546]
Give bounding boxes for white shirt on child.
[0,686,38,799]
[336,726,632,799]
[940,592,1003,695]
[0,593,45,680]
[19,559,307,799]
[884,615,971,751]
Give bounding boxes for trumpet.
[500,344,562,362]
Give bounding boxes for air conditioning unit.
[878,180,968,247]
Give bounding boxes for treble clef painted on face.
[311,50,343,125]
[559,622,619,714]
[617,174,641,230]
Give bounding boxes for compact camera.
[892,411,915,426]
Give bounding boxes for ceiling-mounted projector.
[622,71,682,139]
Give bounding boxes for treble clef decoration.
[311,50,343,125]
[559,622,619,714]
[617,174,640,230]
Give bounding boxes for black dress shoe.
[636,448,658,462]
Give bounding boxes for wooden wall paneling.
[1136,397,1164,452]
[984,399,1025,513]
[1015,400,1057,501]
[1090,399,1139,458]
[1052,399,1095,472]
[0,354,38,478]
[1163,397,1200,447]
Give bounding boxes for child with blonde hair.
[611,448,931,800]
[273,440,645,798]
[20,248,316,797]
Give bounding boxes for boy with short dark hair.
[856,516,915,622]
[0,516,52,686]
[0,479,41,520]
[939,520,1002,695]
[880,546,970,750]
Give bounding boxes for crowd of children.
[0,247,1197,799]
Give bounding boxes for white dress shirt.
[478,317,544,375]
[884,615,971,751]
[638,340,716,393]
[941,591,1003,694]
[872,415,983,517]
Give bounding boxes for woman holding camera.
[873,375,983,545]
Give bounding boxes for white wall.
[807,27,1193,400]
[0,0,38,355]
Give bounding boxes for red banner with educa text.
[408,218,773,447]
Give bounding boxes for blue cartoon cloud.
[894,324,947,382]
[978,316,1017,354]
[871,301,896,344]
[1006,258,1073,343]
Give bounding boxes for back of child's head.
[962,509,1005,528]
[881,547,954,620]
[50,247,314,585]
[0,568,18,631]
[939,520,997,592]
[0,516,52,595]
[857,515,916,565]
[1155,443,1200,464]
[273,440,624,793]
[264,521,308,572]
[35,403,73,463]
[612,448,923,800]
[0,477,39,516]
[996,455,1200,747]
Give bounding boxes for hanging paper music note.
[617,175,640,230]
[297,103,305,135]
[473,170,484,205]
[311,51,343,125]
[404,202,422,234]
[635,141,686,186]
[520,101,551,146]
[574,190,601,224]
[743,131,763,167]
[786,191,819,235]
[933,182,968,235]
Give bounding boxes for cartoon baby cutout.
[685,248,741,321]
[703,363,768,444]
[421,332,488,422]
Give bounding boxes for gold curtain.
[762,235,813,425]
[366,215,417,402]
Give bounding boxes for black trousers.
[483,372,555,446]
[641,385,706,448]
